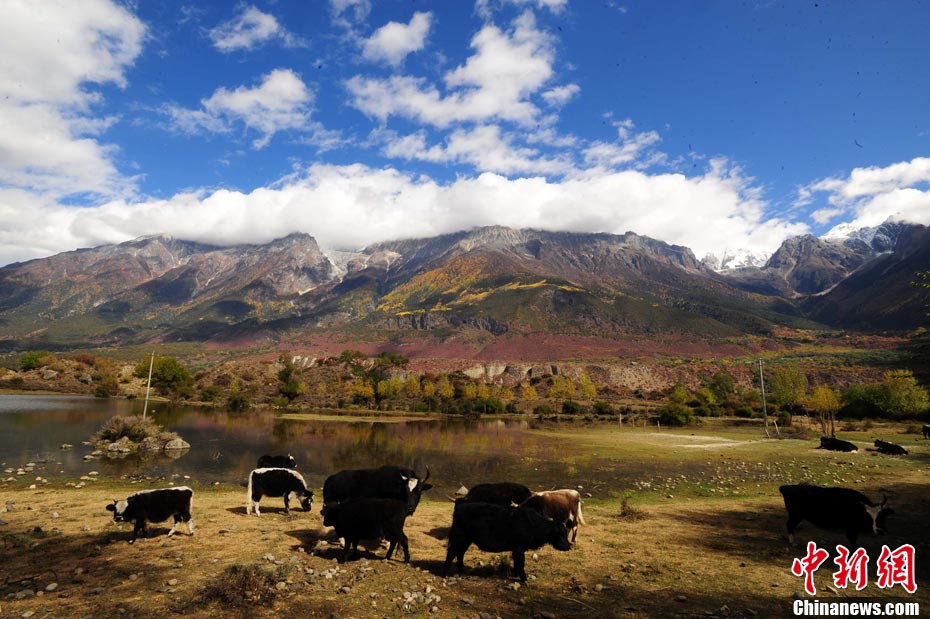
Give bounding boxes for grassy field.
[2,421,928,619]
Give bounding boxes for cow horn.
[422,465,430,484]
[881,493,888,508]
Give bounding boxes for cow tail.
[576,500,586,526]
[246,470,254,514]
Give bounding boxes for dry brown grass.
[2,475,927,619]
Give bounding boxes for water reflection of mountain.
[0,395,705,496]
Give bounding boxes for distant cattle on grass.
[322,498,410,563]
[818,436,858,452]
[779,484,893,545]
[444,502,571,581]
[922,425,930,440]
[455,482,533,507]
[257,454,297,469]
[874,439,908,455]
[105,486,194,544]
[246,468,313,516]
[520,489,585,543]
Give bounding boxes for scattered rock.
[167,579,178,587]
[45,583,58,592]
[60,444,73,450]
[675,594,687,602]
[164,438,191,451]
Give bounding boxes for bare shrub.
[93,415,177,444]
[617,496,647,521]
[201,563,292,607]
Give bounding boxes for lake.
[0,394,685,496]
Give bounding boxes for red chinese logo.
[791,541,830,595]
[876,544,917,593]
[833,545,869,591]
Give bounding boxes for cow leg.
[283,494,291,515]
[168,515,179,537]
[512,550,528,582]
[786,515,803,544]
[845,529,859,546]
[187,516,195,536]
[130,519,145,544]
[399,532,410,563]
[339,538,352,563]
[570,520,578,543]
[386,537,397,560]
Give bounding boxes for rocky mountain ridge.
[0,223,926,352]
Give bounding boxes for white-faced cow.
[874,439,908,455]
[257,454,297,469]
[322,498,410,563]
[455,482,533,507]
[520,489,585,543]
[322,465,432,516]
[779,484,893,545]
[246,468,313,516]
[105,486,194,544]
[444,502,571,582]
[818,436,858,452]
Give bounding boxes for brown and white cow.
[520,489,585,543]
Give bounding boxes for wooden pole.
[142,351,154,420]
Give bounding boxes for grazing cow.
[444,502,571,581]
[246,468,313,515]
[779,484,893,545]
[874,439,908,456]
[520,489,586,543]
[322,465,432,515]
[322,498,410,563]
[105,487,194,544]
[257,454,297,469]
[818,436,858,452]
[922,425,930,440]
[455,482,533,507]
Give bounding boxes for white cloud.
[209,5,297,52]
[475,0,568,20]
[583,119,661,169]
[382,125,572,176]
[165,69,314,148]
[0,0,145,199]
[347,11,555,127]
[1,162,806,267]
[805,157,930,232]
[542,84,579,107]
[331,0,371,28]
[362,12,432,68]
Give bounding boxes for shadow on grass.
[1,528,184,618]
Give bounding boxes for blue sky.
[1,0,929,267]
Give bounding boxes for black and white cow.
[455,482,533,507]
[246,468,313,515]
[105,486,194,544]
[322,498,410,563]
[817,436,858,452]
[257,454,297,469]
[444,502,572,581]
[922,424,930,440]
[874,439,908,455]
[322,465,432,515]
[779,484,893,545]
